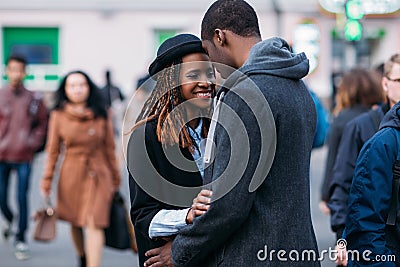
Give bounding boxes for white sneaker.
[14,241,30,260]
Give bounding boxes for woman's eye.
[186,73,199,79]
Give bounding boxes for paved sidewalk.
[0,153,138,267]
[1,147,335,267]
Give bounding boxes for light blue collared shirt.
[186,118,206,179]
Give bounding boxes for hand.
[319,201,330,215]
[144,240,174,267]
[186,189,212,224]
[40,187,51,198]
[335,245,348,266]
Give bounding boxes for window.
[153,29,180,57]
[3,27,59,64]
[2,27,60,91]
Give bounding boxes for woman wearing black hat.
[127,33,216,266]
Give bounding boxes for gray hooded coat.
[171,37,320,266]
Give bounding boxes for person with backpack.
[0,54,48,260]
[345,100,400,266]
[328,54,400,266]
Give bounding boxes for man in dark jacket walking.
[143,1,320,266]
[0,55,48,260]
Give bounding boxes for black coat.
[327,104,389,238]
[127,119,203,267]
[321,105,371,201]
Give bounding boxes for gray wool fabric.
[171,37,320,266]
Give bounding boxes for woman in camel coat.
[41,70,121,267]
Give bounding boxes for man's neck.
[229,34,261,67]
[8,83,23,94]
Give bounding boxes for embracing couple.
[127,0,320,266]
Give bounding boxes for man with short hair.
[0,54,48,260]
[143,1,320,266]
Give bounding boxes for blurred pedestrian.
[100,69,125,108]
[125,73,154,128]
[328,57,398,266]
[40,70,121,267]
[127,33,216,267]
[308,87,331,149]
[100,69,125,137]
[320,68,384,214]
[0,54,48,260]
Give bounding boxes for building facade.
[0,0,399,102]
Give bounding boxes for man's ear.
[214,29,226,46]
[382,77,388,92]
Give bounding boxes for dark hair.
[201,0,261,41]
[334,68,384,114]
[54,70,108,118]
[105,69,111,85]
[7,54,27,67]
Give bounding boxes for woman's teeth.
[197,92,211,98]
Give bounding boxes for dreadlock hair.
[201,0,261,41]
[135,59,211,153]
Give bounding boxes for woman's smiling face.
[179,53,216,109]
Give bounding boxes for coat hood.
[240,37,309,80]
[380,101,400,130]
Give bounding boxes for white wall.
[0,9,208,96]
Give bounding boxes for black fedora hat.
[148,33,206,77]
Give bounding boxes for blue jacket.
[345,102,400,266]
[171,37,320,266]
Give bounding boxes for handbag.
[33,197,57,242]
[104,191,137,253]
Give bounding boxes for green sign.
[3,27,59,64]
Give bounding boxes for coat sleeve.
[321,115,343,201]
[127,123,166,241]
[171,88,266,266]
[328,120,363,238]
[27,99,48,152]
[41,111,61,192]
[345,128,397,266]
[103,109,121,188]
